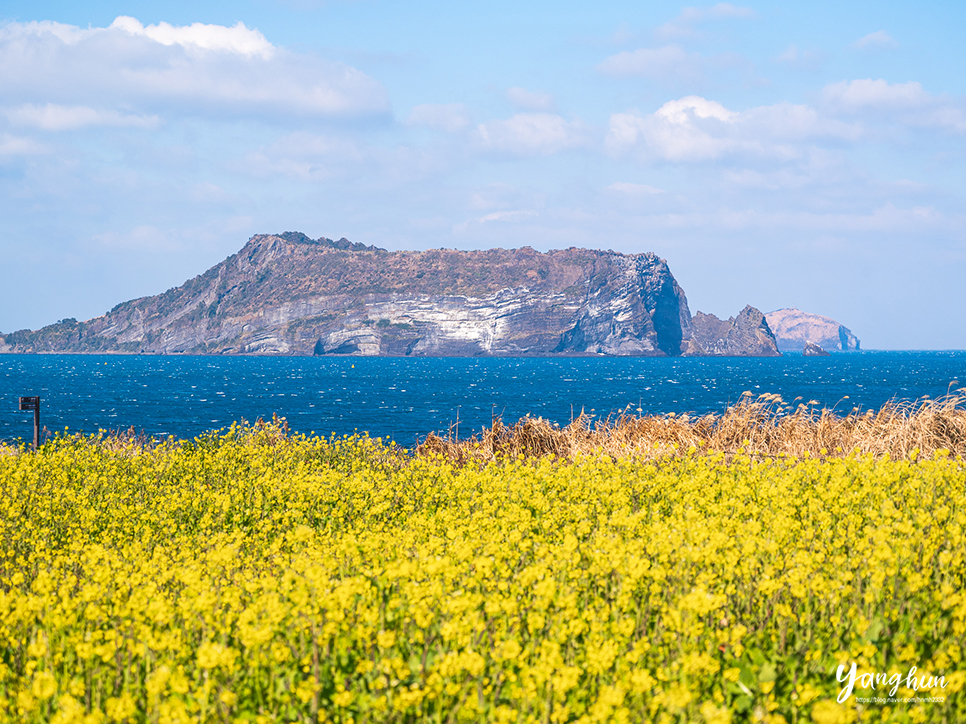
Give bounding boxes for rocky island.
[0,232,781,357]
[764,308,860,353]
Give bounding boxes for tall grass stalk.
[418,392,966,463]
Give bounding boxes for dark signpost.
[19,396,40,451]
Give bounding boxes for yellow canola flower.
[31,671,57,701]
[0,424,963,723]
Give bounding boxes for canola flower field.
[1,423,964,724]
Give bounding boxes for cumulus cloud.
[0,17,389,121]
[506,87,556,112]
[606,182,665,195]
[823,79,929,112]
[475,113,588,156]
[822,79,966,132]
[607,95,860,163]
[607,96,737,162]
[109,16,274,58]
[852,30,899,50]
[743,103,861,140]
[912,107,966,133]
[4,103,160,131]
[597,45,702,82]
[407,103,470,132]
[658,3,756,38]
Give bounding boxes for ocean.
[1,352,963,445]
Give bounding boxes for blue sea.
[1,352,963,445]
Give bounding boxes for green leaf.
[759,662,777,683]
[739,664,756,688]
[865,617,885,642]
[734,695,753,712]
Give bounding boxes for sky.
[0,0,963,350]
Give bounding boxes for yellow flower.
[332,690,354,707]
[105,692,137,721]
[810,700,850,724]
[31,670,57,700]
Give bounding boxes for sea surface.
[1,352,963,445]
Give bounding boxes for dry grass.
[6,395,964,464]
[416,391,966,463]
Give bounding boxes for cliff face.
[0,233,700,357]
[0,233,781,357]
[687,306,781,357]
[764,308,860,352]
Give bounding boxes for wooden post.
[19,396,40,451]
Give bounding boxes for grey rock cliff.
[0,233,779,358]
[1,234,692,357]
[687,306,781,357]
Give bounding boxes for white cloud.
[821,79,966,132]
[88,216,255,254]
[658,96,736,123]
[477,210,537,223]
[588,203,952,236]
[0,18,389,120]
[606,182,665,195]
[188,182,233,205]
[912,107,966,133]
[109,16,274,58]
[775,44,825,71]
[823,79,929,112]
[852,30,899,50]
[245,132,365,180]
[608,96,741,162]
[597,45,702,81]
[743,204,948,233]
[5,103,160,131]
[0,133,48,156]
[607,96,860,163]
[5,20,86,45]
[407,103,470,132]
[658,3,756,38]
[742,103,860,140]
[5,17,274,57]
[91,225,180,252]
[453,209,538,234]
[722,168,814,190]
[475,113,588,156]
[241,130,453,189]
[468,183,539,211]
[506,87,556,112]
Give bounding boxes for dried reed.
[416,391,966,463]
[5,393,964,464]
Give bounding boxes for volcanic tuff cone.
[0,232,779,357]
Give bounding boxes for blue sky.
[1,0,963,349]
